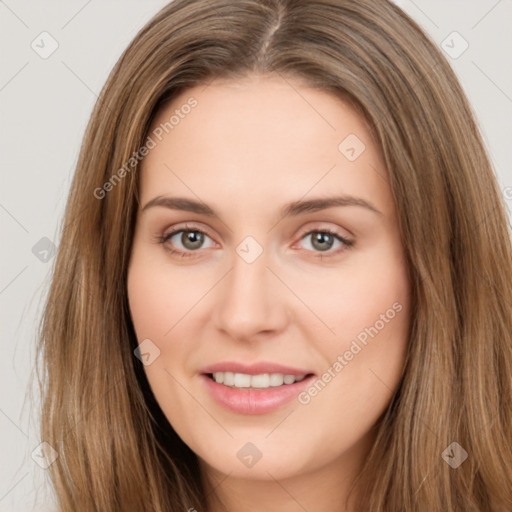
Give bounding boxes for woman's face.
[127,75,410,487]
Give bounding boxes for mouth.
[203,371,315,390]
[200,371,316,414]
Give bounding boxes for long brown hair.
[37,0,512,510]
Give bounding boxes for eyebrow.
[141,195,382,217]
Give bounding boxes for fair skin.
[127,74,411,512]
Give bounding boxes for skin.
[127,74,411,512]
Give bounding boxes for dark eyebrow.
[281,196,382,217]
[141,195,382,217]
[142,196,215,215]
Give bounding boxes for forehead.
[139,74,391,216]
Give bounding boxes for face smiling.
[127,74,411,505]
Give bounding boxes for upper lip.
[200,361,315,377]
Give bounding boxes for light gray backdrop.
[1,0,511,510]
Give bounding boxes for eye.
[157,225,353,259]
[160,225,216,257]
[297,229,353,256]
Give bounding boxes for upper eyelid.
[297,225,351,240]
[164,223,213,238]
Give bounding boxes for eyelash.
[157,224,354,259]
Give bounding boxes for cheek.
[127,253,214,391]
[287,249,410,347]
[127,259,199,416]
[293,245,411,407]
[127,255,199,341]
[127,268,170,341]
[296,253,411,426]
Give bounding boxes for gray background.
[1,0,511,509]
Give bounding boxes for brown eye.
[310,232,335,251]
[298,229,354,256]
[161,228,215,256]
[178,230,205,250]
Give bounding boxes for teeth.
[251,373,270,388]
[211,372,308,389]
[269,373,284,386]
[234,373,251,387]
[283,374,296,385]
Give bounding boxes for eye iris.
[311,232,334,251]
[182,231,204,250]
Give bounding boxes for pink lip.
[199,361,316,415]
[200,361,314,377]
[200,374,316,415]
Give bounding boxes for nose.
[212,247,290,342]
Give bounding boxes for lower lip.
[200,374,315,415]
